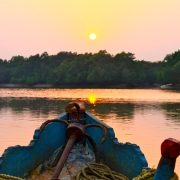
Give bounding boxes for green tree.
[172,61,180,84]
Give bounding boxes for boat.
[160,83,180,89]
[0,102,179,180]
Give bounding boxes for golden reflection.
[88,94,97,104]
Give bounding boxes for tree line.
[0,50,180,87]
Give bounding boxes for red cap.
[161,138,180,159]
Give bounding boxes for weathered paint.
[84,111,149,180]
[154,157,176,180]
[153,138,180,180]
[0,111,149,179]
[26,143,95,180]
[0,113,68,177]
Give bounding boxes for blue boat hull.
[0,111,149,179]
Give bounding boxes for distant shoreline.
[0,83,162,89]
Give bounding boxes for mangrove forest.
[0,50,180,87]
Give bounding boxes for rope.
[132,168,179,180]
[0,174,24,180]
[0,166,178,180]
[76,162,129,180]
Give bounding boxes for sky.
[0,0,180,62]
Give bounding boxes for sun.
[89,33,96,40]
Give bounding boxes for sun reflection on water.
[88,94,97,105]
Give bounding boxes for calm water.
[0,88,180,176]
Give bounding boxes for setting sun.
[89,33,96,40]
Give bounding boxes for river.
[0,88,180,177]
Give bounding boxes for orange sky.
[0,0,180,61]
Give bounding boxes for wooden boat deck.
[25,143,95,180]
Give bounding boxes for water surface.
[0,88,180,177]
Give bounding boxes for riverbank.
[0,83,53,88]
[0,83,162,88]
